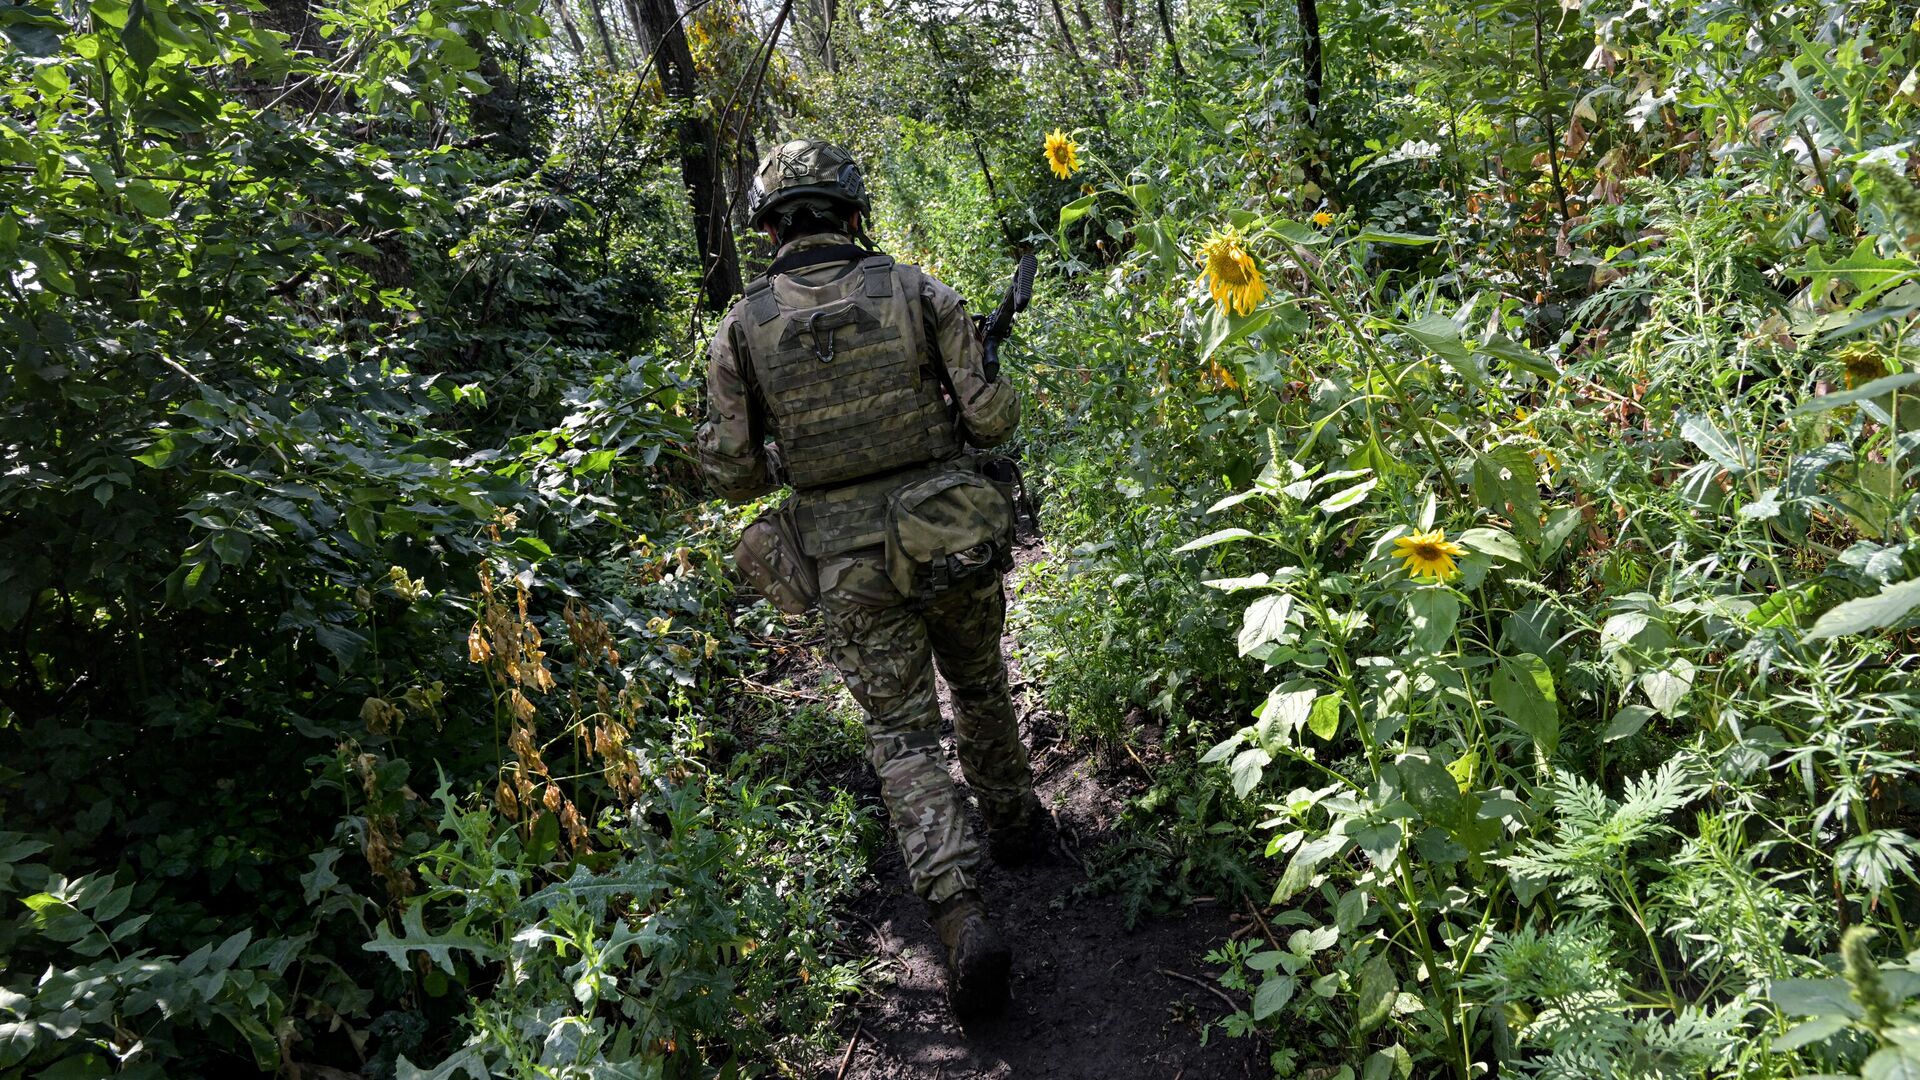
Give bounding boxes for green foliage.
[821,1,1920,1077]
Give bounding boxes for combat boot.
[985,792,1048,868]
[931,889,1011,1018]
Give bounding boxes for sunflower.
[1195,226,1267,316]
[1044,129,1080,179]
[1392,528,1466,582]
[1311,210,1335,227]
[1837,342,1888,390]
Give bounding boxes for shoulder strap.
[741,275,779,326]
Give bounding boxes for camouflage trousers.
[817,550,1035,903]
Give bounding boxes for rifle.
[975,252,1037,382]
[970,253,1042,536]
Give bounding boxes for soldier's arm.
[696,317,777,503]
[923,276,1021,448]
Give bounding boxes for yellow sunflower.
[1195,226,1267,316]
[1044,129,1080,179]
[1392,528,1466,582]
[1837,342,1888,390]
[1311,210,1335,227]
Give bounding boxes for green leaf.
[1603,704,1654,742]
[1679,413,1754,474]
[1797,237,1918,310]
[1794,373,1920,415]
[1175,527,1256,552]
[1238,594,1295,657]
[1639,659,1694,717]
[1354,954,1396,1035]
[1306,691,1342,741]
[1057,193,1096,232]
[1251,974,1296,1019]
[1256,682,1318,744]
[1200,304,1272,362]
[1274,833,1347,903]
[1354,229,1438,246]
[1773,1013,1852,1051]
[363,905,501,975]
[1317,478,1376,515]
[1492,653,1558,755]
[1863,1047,1920,1080]
[1399,314,1486,385]
[123,180,172,218]
[1458,527,1526,566]
[1769,976,1862,1018]
[1478,334,1558,380]
[1405,589,1458,653]
[1229,747,1271,798]
[1808,578,1920,640]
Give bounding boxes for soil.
[821,535,1269,1080]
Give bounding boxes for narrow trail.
[822,534,1268,1080]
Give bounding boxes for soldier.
[696,139,1044,1017]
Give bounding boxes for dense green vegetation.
[5,0,1920,1076]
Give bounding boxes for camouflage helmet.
[746,139,871,229]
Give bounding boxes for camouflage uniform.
[698,229,1036,904]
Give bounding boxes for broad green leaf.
[123,181,172,218]
[1354,229,1438,246]
[1808,578,1920,640]
[1251,974,1296,1020]
[1274,833,1348,902]
[364,904,501,975]
[1863,1048,1920,1080]
[1405,589,1457,653]
[1492,653,1558,755]
[1057,194,1097,231]
[1603,704,1654,742]
[1229,747,1271,798]
[1175,527,1257,553]
[1399,314,1485,385]
[1794,373,1920,415]
[1639,659,1694,717]
[1238,594,1295,657]
[1306,691,1342,741]
[1200,304,1272,362]
[1797,237,1918,310]
[1679,413,1754,473]
[1354,954,1396,1036]
[1255,682,1317,742]
[1458,527,1526,566]
[1769,976,1862,1018]
[1773,1013,1851,1051]
[1317,478,1376,515]
[1478,334,1558,380]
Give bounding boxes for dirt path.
[824,536,1267,1080]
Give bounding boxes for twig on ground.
[834,1019,863,1080]
[740,678,826,702]
[1244,897,1281,950]
[1157,968,1240,1014]
[1051,809,1086,870]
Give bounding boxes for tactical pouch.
[882,467,1016,600]
[733,504,819,615]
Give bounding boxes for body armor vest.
[737,254,963,492]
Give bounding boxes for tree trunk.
[1296,0,1325,196]
[1047,0,1095,87]
[585,0,620,70]
[552,0,588,58]
[1153,0,1185,80]
[635,0,743,310]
